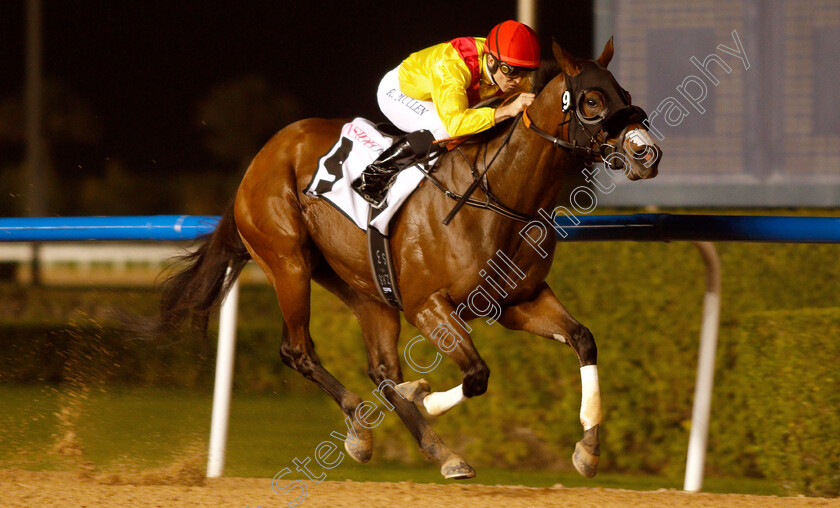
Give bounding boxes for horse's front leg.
[396,291,490,479]
[499,282,601,478]
[402,291,490,416]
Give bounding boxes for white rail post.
[517,0,538,31]
[206,268,241,478]
[684,241,722,492]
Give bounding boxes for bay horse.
[151,39,660,479]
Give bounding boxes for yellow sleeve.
[429,60,496,138]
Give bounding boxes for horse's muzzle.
[600,143,624,170]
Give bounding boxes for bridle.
[436,60,648,225]
[522,107,607,166]
[523,60,648,168]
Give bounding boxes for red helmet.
[484,20,541,68]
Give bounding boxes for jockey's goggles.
[498,61,537,78]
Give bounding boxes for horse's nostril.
[628,143,647,157]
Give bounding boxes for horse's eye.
[586,99,598,107]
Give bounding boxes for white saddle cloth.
[304,118,435,235]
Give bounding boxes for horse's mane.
[435,60,566,155]
[456,60,565,146]
[531,59,563,94]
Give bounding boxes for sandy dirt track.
[4,470,840,508]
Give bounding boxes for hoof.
[573,425,600,478]
[440,454,476,480]
[345,425,373,464]
[396,379,431,405]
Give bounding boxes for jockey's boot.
[351,130,435,208]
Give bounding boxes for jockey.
[351,20,541,208]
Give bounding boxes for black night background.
[0,1,592,215]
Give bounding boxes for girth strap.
[366,208,403,309]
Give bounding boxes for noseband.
[524,61,647,167]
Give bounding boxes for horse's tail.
[138,201,251,341]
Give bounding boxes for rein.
[432,99,607,225]
[435,113,537,225]
[420,166,536,224]
[432,66,644,225]
[432,104,601,226]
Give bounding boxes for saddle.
[305,114,531,309]
[305,118,444,309]
[305,118,438,235]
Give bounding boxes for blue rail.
[555,213,840,243]
[0,215,220,242]
[1,213,838,243]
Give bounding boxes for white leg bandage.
[423,384,466,416]
[580,365,602,430]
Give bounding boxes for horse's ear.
[552,40,579,75]
[597,37,614,67]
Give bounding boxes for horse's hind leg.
[357,299,476,479]
[238,232,374,463]
[499,282,601,478]
[314,270,475,479]
[276,314,373,463]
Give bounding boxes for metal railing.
[2,213,838,490]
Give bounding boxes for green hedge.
[279,239,840,485]
[0,321,213,387]
[728,308,840,496]
[2,231,840,490]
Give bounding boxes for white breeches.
[376,66,450,140]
